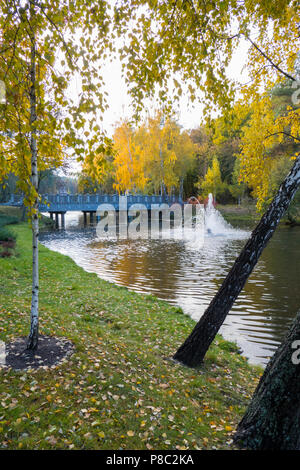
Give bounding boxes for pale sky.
[98,37,250,137]
[67,32,250,175]
[98,1,251,135]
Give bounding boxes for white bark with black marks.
[27,5,39,351]
[234,310,300,450]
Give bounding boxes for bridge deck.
[2,194,183,213]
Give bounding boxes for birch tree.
[234,310,300,449]
[0,0,112,350]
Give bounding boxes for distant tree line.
[79,79,300,216]
[0,169,78,202]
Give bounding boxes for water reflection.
[40,211,300,366]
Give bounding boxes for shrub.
[0,214,19,228]
[0,250,12,258]
[0,227,16,242]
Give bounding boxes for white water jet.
[205,193,232,234]
[204,193,248,239]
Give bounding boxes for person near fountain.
[187,196,200,205]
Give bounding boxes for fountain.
[205,193,231,235]
[182,192,247,250]
[204,193,246,238]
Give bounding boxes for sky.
[96,40,250,137]
[67,31,250,175]
[69,29,250,139]
[95,44,247,136]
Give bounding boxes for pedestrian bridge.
[4,193,182,212]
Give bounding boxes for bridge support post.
[61,212,65,229]
[55,213,59,229]
[49,212,54,220]
[83,211,87,226]
[90,212,94,224]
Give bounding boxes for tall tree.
[198,156,225,200]
[173,154,300,366]
[107,112,196,197]
[28,1,39,348]
[0,0,112,349]
[113,120,148,194]
[237,84,300,209]
[141,113,178,196]
[228,159,247,204]
[172,129,196,199]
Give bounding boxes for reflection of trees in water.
[89,236,247,304]
[92,239,183,296]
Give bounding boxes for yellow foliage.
[199,157,224,199]
[238,94,300,210]
[111,112,197,196]
[113,120,148,194]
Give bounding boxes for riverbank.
[217,204,259,228]
[0,219,262,450]
[218,203,300,227]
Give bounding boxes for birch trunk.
[179,177,184,201]
[173,156,300,367]
[160,145,166,197]
[234,310,300,450]
[26,12,39,351]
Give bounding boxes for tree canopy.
[114,0,299,112]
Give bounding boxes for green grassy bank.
[218,203,300,228]
[217,204,259,227]
[0,218,262,450]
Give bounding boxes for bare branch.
[265,131,300,143]
[33,1,76,69]
[245,35,296,82]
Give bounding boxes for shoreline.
[0,221,262,450]
[218,203,300,228]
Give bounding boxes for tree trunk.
[27,11,39,351]
[234,310,300,450]
[179,177,184,201]
[173,156,300,367]
[21,200,27,222]
[159,144,166,197]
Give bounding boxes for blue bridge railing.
[2,193,183,213]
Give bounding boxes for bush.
[0,227,16,242]
[0,214,19,228]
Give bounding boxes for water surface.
[40,211,300,366]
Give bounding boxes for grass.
[0,218,262,450]
[217,204,260,228]
[0,227,16,242]
[0,206,55,229]
[0,206,53,256]
[0,206,24,221]
[218,202,300,228]
[0,215,19,228]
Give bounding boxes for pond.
[40,208,300,366]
